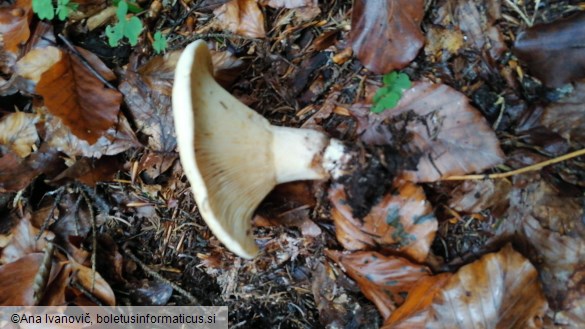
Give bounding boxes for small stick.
[444,148,585,180]
[80,187,97,292]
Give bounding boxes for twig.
[124,247,200,305]
[70,279,103,306]
[57,34,117,90]
[444,148,585,180]
[504,0,533,26]
[36,187,64,240]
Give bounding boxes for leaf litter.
[0,0,584,328]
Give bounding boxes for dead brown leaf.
[36,47,122,144]
[541,82,585,146]
[0,254,56,305]
[329,181,437,262]
[354,81,505,182]
[0,144,63,193]
[513,12,585,87]
[214,0,266,38]
[120,54,176,153]
[0,0,32,54]
[448,179,511,213]
[349,0,424,73]
[41,109,139,158]
[14,45,62,84]
[0,112,39,158]
[384,245,548,329]
[1,214,54,264]
[50,156,123,186]
[326,249,433,320]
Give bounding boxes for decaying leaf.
[0,0,33,54]
[353,81,505,182]
[329,181,437,262]
[448,179,511,213]
[514,12,585,87]
[1,215,54,264]
[42,109,139,158]
[120,54,176,153]
[326,249,433,320]
[349,0,424,73]
[14,45,62,83]
[36,47,122,144]
[542,81,585,146]
[384,245,547,328]
[451,0,506,60]
[0,254,51,305]
[0,145,63,193]
[493,175,585,325]
[0,112,39,158]
[214,0,266,38]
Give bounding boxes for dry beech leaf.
[451,0,506,60]
[353,81,505,182]
[1,214,54,264]
[0,144,63,193]
[0,0,33,54]
[329,181,437,262]
[120,54,176,153]
[0,254,51,305]
[14,46,62,83]
[0,112,39,158]
[42,109,139,158]
[326,249,433,320]
[513,12,585,87]
[448,179,511,213]
[384,245,548,329]
[261,0,317,8]
[214,0,266,38]
[50,156,123,186]
[494,176,585,324]
[36,47,122,144]
[542,81,585,146]
[350,0,424,73]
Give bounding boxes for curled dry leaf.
[0,253,59,306]
[120,54,176,153]
[326,249,433,320]
[448,179,511,213]
[494,175,585,324]
[1,214,54,264]
[214,0,266,38]
[353,81,505,182]
[329,181,437,262]
[41,109,139,158]
[36,47,122,144]
[350,0,424,73]
[14,46,62,84]
[513,12,585,87]
[451,0,506,59]
[0,0,33,54]
[542,81,585,146]
[384,245,547,329]
[0,144,63,193]
[0,112,39,158]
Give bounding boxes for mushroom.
[173,40,349,258]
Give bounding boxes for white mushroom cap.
[173,40,344,258]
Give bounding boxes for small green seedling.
[152,31,167,54]
[371,72,412,113]
[105,1,143,47]
[32,0,78,21]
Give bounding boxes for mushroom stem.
[173,40,352,258]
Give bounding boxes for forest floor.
[1,0,585,328]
